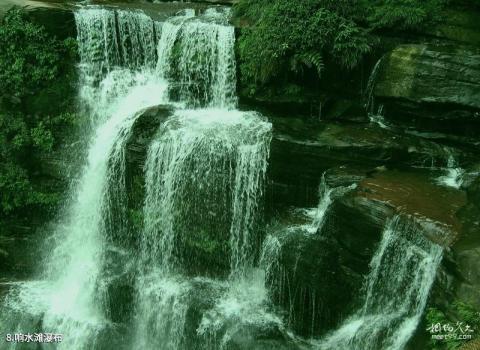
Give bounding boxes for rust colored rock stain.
[358,170,466,245]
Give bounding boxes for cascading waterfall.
[140,109,271,274]
[0,6,169,349]
[316,215,443,350]
[124,7,273,350]
[0,5,445,350]
[261,174,357,272]
[306,175,357,234]
[156,10,195,80]
[175,15,237,108]
[134,109,271,349]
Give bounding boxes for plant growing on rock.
[0,7,79,221]
[234,0,448,95]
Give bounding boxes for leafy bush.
[234,0,447,93]
[0,8,76,98]
[364,0,448,30]
[0,8,78,218]
[236,0,371,87]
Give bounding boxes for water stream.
[0,6,445,350]
[315,216,443,350]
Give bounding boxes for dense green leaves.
[364,0,448,30]
[236,0,371,85]
[0,9,61,97]
[234,0,447,92]
[0,8,78,218]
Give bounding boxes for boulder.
[336,169,467,247]
[452,174,480,309]
[265,194,365,338]
[373,44,480,136]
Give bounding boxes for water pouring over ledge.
[0,6,275,350]
[0,5,446,350]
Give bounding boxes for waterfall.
[0,5,443,350]
[258,176,357,337]
[140,109,271,275]
[154,9,237,108]
[133,8,272,346]
[0,7,169,349]
[364,56,385,115]
[316,215,443,350]
[305,174,357,234]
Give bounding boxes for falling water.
[436,150,465,189]
[365,56,385,115]
[140,109,271,274]
[257,176,357,337]
[120,7,274,350]
[156,10,195,80]
[1,5,445,350]
[154,9,237,108]
[0,7,168,349]
[316,215,443,350]
[305,175,357,234]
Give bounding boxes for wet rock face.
[125,104,173,175]
[223,324,301,350]
[267,116,452,208]
[374,44,480,136]
[267,226,359,338]
[453,175,480,309]
[338,170,466,247]
[429,9,480,46]
[265,167,472,340]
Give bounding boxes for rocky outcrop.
[266,166,471,339]
[267,228,359,337]
[428,9,480,46]
[452,175,480,309]
[267,116,458,208]
[333,169,466,246]
[373,44,480,136]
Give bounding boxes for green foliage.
[0,7,78,218]
[234,0,447,93]
[236,0,371,87]
[0,8,76,98]
[364,0,448,30]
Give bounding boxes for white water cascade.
[1,7,170,350]
[315,215,443,350]
[131,7,273,348]
[16,5,271,350]
[436,150,465,189]
[0,5,446,350]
